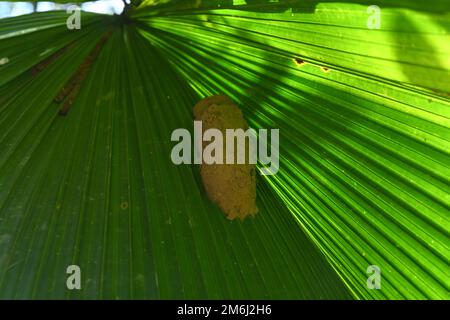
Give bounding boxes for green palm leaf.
[0,0,448,299]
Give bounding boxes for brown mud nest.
[194,95,258,220]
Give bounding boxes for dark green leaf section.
[133,1,450,299]
[0,13,352,299]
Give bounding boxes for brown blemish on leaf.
[120,202,129,210]
[194,95,258,220]
[321,67,330,73]
[55,28,113,116]
[294,58,305,66]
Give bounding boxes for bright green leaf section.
[132,0,450,299]
[133,0,450,94]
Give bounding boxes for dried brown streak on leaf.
[31,42,76,76]
[58,80,82,116]
[56,28,113,115]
